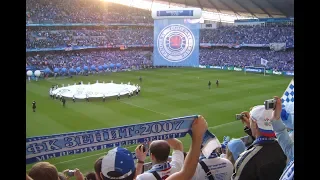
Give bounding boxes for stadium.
[26,0,294,179]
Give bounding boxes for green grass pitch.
[26,68,292,174]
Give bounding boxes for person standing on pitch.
[62,97,66,107]
[216,80,219,87]
[72,95,75,102]
[139,76,142,83]
[103,94,105,102]
[32,100,36,112]
[49,88,52,98]
[59,94,63,101]
[86,94,89,102]
[117,92,120,100]
[208,81,211,89]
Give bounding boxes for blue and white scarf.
[26,115,220,164]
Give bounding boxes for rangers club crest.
[157,24,195,62]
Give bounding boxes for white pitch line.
[26,120,241,170]
[120,100,171,117]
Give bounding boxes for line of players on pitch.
[48,84,141,105]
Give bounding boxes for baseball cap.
[101,147,135,180]
[249,105,275,137]
[227,139,246,161]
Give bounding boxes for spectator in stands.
[166,115,208,180]
[94,156,104,180]
[135,144,149,176]
[100,147,136,180]
[85,172,97,180]
[225,139,246,166]
[270,96,294,180]
[26,174,33,180]
[231,106,287,180]
[58,172,67,180]
[28,162,59,180]
[191,144,234,180]
[63,168,85,180]
[136,138,184,180]
[271,96,294,161]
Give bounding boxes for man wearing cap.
[231,105,287,180]
[136,138,184,180]
[100,147,136,180]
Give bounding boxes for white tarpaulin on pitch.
[52,83,138,99]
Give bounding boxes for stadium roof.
[156,0,293,18]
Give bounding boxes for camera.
[140,143,148,153]
[235,114,244,120]
[67,170,75,177]
[264,99,276,110]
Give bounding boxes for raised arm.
[166,116,208,180]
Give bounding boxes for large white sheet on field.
[52,83,138,99]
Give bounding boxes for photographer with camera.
[269,96,294,180]
[63,168,85,180]
[136,137,184,180]
[231,105,287,180]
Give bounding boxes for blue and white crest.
[157,24,195,62]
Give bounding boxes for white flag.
[261,58,268,66]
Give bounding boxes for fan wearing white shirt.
[191,150,233,180]
[136,139,184,180]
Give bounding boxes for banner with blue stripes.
[153,19,200,67]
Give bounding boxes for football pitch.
[26,68,292,173]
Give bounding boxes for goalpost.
[244,66,266,76]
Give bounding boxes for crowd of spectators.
[200,48,294,71]
[26,0,152,24]
[26,26,293,49]
[26,50,152,70]
[27,98,294,180]
[26,48,293,71]
[26,28,153,48]
[201,26,294,47]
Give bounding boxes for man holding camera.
[231,104,287,180]
[136,138,184,180]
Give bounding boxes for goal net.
[244,66,266,76]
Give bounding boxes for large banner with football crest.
[153,19,200,66]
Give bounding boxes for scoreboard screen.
[156,10,194,17]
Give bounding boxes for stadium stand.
[26,0,294,179]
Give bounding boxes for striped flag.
[281,79,294,129]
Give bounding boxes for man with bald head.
[136,138,184,180]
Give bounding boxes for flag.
[281,79,294,129]
[261,58,268,66]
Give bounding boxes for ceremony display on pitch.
[51,82,138,99]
